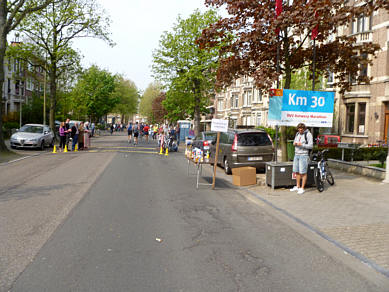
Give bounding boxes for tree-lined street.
[1,133,388,291]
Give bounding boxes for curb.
[192,160,389,279]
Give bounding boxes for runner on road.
[133,122,139,145]
[144,124,150,144]
[127,122,133,144]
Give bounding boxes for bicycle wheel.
[314,167,324,192]
[326,167,335,185]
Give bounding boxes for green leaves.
[71,65,118,121]
[152,9,221,130]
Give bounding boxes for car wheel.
[224,157,232,175]
[40,141,45,151]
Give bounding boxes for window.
[352,15,372,34]
[232,94,239,108]
[346,104,355,133]
[243,90,252,106]
[360,54,368,78]
[217,99,224,110]
[238,133,272,146]
[7,79,11,93]
[15,80,20,95]
[256,113,262,126]
[257,90,262,102]
[358,103,366,134]
[327,70,334,88]
[21,81,24,96]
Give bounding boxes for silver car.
[10,124,55,150]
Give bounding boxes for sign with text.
[268,89,335,127]
[211,119,228,132]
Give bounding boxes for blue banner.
[282,89,334,113]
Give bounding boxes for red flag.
[275,0,282,35]
[311,11,319,40]
[276,0,283,17]
[310,0,318,40]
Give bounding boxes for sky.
[74,0,217,92]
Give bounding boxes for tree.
[0,0,56,152]
[112,76,139,123]
[14,0,113,131]
[199,0,389,161]
[71,65,118,122]
[139,82,163,122]
[152,9,221,135]
[151,92,168,123]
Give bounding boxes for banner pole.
[212,132,220,189]
[312,37,316,91]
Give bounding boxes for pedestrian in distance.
[110,123,114,135]
[144,124,150,144]
[71,122,79,151]
[290,123,313,195]
[127,122,133,144]
[59,122,66,151]
[175,124,180,146]
[78,122,85,150]
[91,122,95,137]
[133,122,139,145]
[65,118,71,149]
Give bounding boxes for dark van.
[210,129,275,174]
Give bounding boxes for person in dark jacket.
[71,122,79,151]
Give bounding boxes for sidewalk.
[196,157,389,278]
[246,169,389,277]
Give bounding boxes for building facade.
[213,76,269,129]
[1,55,44,117]
[337,4,389,145]
[212,4,389,146]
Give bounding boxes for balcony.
[352,31,372,44]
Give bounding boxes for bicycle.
[312,149,335,192]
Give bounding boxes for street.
[1,133,388,292]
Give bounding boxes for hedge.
[317,146,388,163]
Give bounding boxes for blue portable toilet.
[177,120,191,142]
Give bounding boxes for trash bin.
[287,140,295,161]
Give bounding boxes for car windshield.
[19,125,43,133]
[238,133,272,146]
[204,132,217,140]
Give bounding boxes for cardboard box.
[232,167,257,186]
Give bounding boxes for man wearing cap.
[290,123,313,195]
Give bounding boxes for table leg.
[196,163,200,189]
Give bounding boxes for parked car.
[210,129,274,174]
[191,131,217,151]
[10,124,55,150]
[316,134,340,148]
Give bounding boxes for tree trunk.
[193,79,201,136]
[49,64,57,131]
[0,2,9,152]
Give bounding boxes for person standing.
[78,122,85,150]
[175,124,180,146]
[71,122,79,151]
[59,122,66,151]
[84,122,90,149]
[290,123,313,195]
[64,118,71,149]
[91,122,95,137]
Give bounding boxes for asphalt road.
[5,134,387,291]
